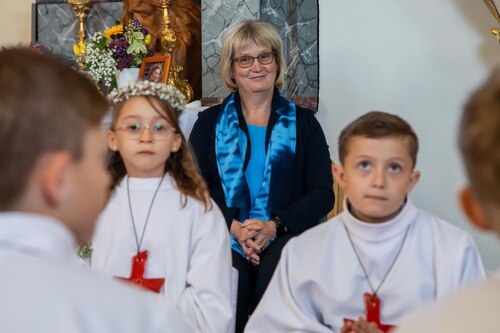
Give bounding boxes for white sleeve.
[245,239,333,333]
[176,202,234,333]
[457,234,486,284]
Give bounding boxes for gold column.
[68,0,93,70]
[160,0,193,102]
[160,0,177,54]
[483,0,500,45]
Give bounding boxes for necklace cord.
[127,174,166,254]
[343,220,411,298]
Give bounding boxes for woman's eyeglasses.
[232,51,275,68]
[114,122,176,141]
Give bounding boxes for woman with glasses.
[189,20,334,332]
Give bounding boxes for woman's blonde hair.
[108,96,212,210]
[220,20,286,91]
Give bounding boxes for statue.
[122,0,202,100]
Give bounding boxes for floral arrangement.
[73,20,153,89]
[108,81,186,115]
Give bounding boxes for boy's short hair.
[460,70,500,214]
[0,48,108,210]
[338,111,419,167]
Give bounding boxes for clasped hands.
[230,218,277,265]
[340,317,384,333]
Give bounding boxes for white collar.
[340,197,418,242]
[0,212,76,262]
[118,174,175,191]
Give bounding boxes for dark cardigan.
[188,90,334,235]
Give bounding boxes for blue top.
[245,124,267,205]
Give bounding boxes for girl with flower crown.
[91,81,234,333]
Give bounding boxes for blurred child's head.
[107,82,211,209]
[0,48,110,243]
[459,71,500,235]
[333,111,421,223]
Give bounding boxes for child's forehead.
[118,97,169,119]
[346,136,413,159]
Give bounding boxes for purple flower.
[133,19,140,28]
[108,37,128,57]
[29,41,49,53]
[117,54,134,70]
[141,28,149,36]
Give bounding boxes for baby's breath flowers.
[76,32,117,89]
[108,81,186,115]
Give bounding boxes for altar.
[33,0,319,108]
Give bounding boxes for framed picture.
[139,55,172,84]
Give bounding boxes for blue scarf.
[215,91,296,257]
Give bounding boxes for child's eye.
[358,161,371,171]
[127,123,141,132]
[152,124,166,132]
[388,163,402,173]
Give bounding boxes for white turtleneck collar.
[340,197,418,242]
[0,212,76,262]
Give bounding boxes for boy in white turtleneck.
[245,111,485,333]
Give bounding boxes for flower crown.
[108,81,186,114]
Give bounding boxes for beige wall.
[0,0,34,46]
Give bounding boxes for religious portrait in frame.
[139,56,172,84]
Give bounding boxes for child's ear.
[40,152,72,207]
[407,170,421,192]
[332,163,347,189]
[459,187,492,231]
[172,132,182,152]
[107,129,118,151]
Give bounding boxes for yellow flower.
[73,41,86,57]
[104,24,124,38]
[145,34,152,45]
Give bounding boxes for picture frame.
[139,55,172,84]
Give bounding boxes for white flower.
[81,32,117,89]
[108,81,186,115]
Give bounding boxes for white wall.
[318,0,500,271]
[0,0,33,46]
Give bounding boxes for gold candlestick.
[483,0,500,45]
[160,0,177,54]
[68,0,93,70]
[159,0,193,102]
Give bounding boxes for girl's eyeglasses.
[232,51,275,68]
[114,122,176,141]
